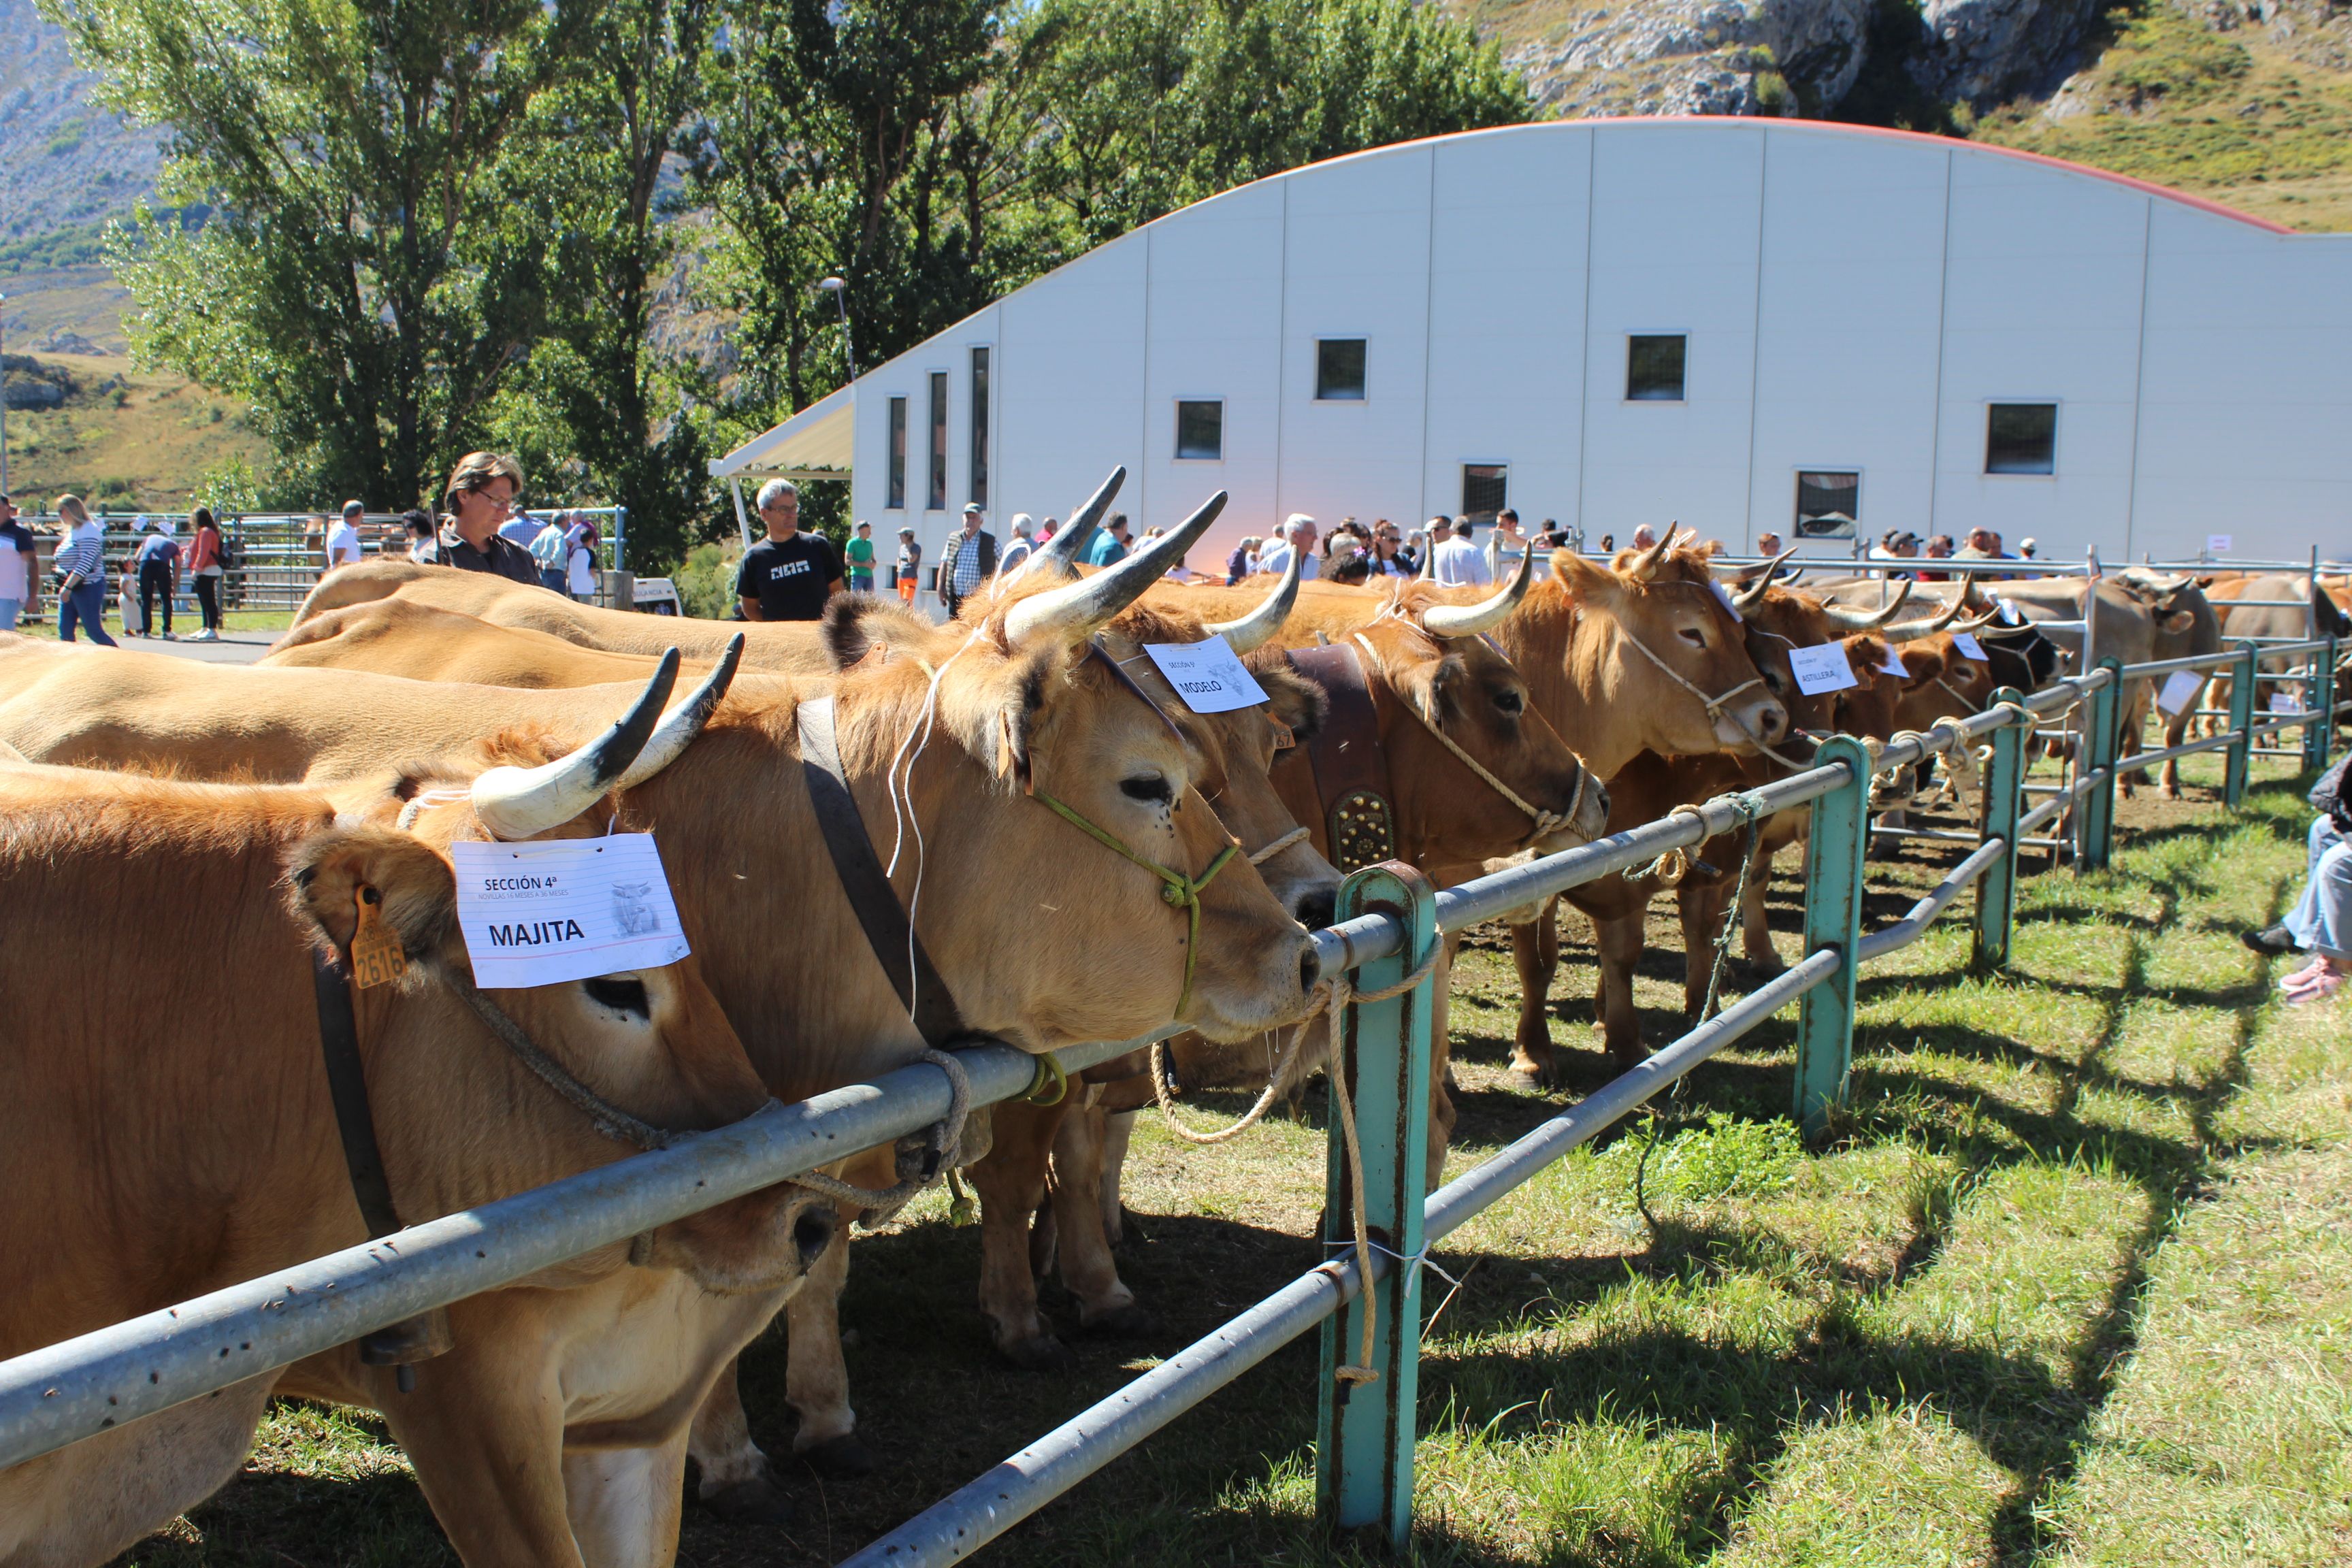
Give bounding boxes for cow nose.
[1757,699,1790,743]
[793,1205,838,1270]
[1299,941,1320,996]
[1586,778,1611,823]
[1294,884,1338,932]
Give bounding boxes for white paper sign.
[1950,632,1987,661]
[1140,637,1270,714]
[2271,691,2305,715]
[2157,670,2205,717]
[2207,534,2234,556]
[1878,642,1910,678]
[1786,642,1859,696]
[451,834,691,990]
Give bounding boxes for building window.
[886,397,906,510]
[1462,463,1508,523]
[1985,402,2057,475]
[1316,338,1367,401]
[1794,471,1860,537]
[1627,334,1686,402]
[969,347,990,506]
[1175,399,1224,461]
[927,371,947,510]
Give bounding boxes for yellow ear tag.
[1269,718,1296,751]
[350,887,408,990]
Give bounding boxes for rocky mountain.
[0,0,161,244]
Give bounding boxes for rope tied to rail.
[777,1047,973,1222]
[1632,789,1774,888]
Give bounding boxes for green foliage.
[670,538,742,619]
[1593,1111,1807,1208]
[195,452,263,517]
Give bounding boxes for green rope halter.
[1033,789,1240,1020]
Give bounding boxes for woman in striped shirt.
[50,494,117,647]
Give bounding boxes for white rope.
[784,1047,973,1222]
[1246,825,1311,866]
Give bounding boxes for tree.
[50,0,576,506]
[494,0,721,567]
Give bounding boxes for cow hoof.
[1002,1334,1077,1371]
[1507,1064,1558,1092]
[700,1475,794,1525]
[798,1433,876,1477]
[1079,1303,1158,1338]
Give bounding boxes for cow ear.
[1551,550,1620,604]
[1899,644,1947,685]
[286,824,461,973]
[2160,609,2197,635]
[822,595,889,670]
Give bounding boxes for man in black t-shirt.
[736,478,843,621]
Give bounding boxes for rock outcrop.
[1909,0,2106,104]
[1503,0,1871,118]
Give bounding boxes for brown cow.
[0,704,841,1565]
[0,532,1321,1517]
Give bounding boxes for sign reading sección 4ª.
[451,834,690,990]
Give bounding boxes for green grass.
[112,750,2352,1565]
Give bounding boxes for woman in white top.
[566,522,600,602]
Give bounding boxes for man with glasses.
[438,451,540,585]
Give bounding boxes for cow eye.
[1493,688,1524,717]
[583,975,651,1021]
[1678,626,1708,648]
[1120,774,1174,805]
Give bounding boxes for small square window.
[1794,471,1859,537]
[1985,403,2057,475]
[1175,400,1224,461]
[1316,338,1367,401]
[1627,334,1686,401]
[1462,463,1508,523]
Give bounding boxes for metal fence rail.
[0,633,2341,1558]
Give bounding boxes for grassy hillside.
[1976,4,2352,230]
[1435,0,2352,232]
[3,353,267,510]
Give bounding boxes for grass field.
[116,749,2352,1567]
[3,350,268,513]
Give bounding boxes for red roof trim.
[1549,116,2298,235]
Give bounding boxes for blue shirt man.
[1085,513,1133,567]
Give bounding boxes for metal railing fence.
[0,634,2341,1559]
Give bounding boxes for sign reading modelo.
[450,834,690,989]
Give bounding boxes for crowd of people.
[3,455,616,647]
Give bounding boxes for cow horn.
[617,634,743,789]
[1818,578,1916,631]
[1008,466,1125,585]
[1624,531,1673,582]
[1874,578,1989,642]
[1003,491,1226,647]
[1418,538,1437,580]
[1420,538,1535,638]
[1203,545,1301,652]
[470,650,678,840]
[1732,545,1800,608]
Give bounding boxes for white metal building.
[712,116,2352,568]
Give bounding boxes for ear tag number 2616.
[350,887,409,990]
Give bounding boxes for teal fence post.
[2078,657,2123,873]
[1795,736,1872,1137]
[2303,636,2334,774]
[1972,688,2029,977]
[1318,861,1437,1550]
[2225,640,2258,809]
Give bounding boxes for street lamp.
[814,276,853,382]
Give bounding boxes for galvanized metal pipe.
[0,1032,1156,1470]
[1857,838,2007,960]
[839,952,1842,1568]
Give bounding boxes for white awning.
[708,384,853,480]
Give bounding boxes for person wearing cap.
[1756,530,1785,558]
[736,478,843,621]
[2019,536,2039,559]
[1085,512,1135,568]
[941,502,998,621]
[998,513,1036,576]
[1254,514,1319,582]
[325,500,365,570]
[133,516,182,638]
[894,526,922,606]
